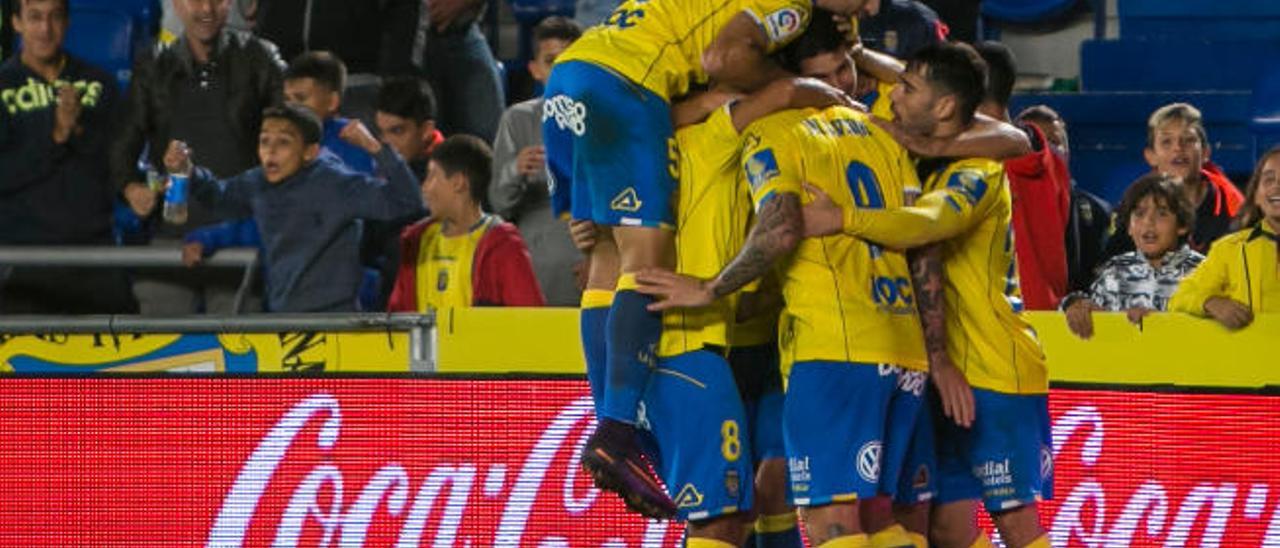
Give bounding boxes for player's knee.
[613,226,674,272]
[754,458,792,514]
[990,504,1045,548]
[893,501,931,536]
[799,502,861,539]
[688,512,750,546]
[928,511,978,548]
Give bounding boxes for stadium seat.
[1250,67,1280,159]
[981,0,1080,24]
[62,7,137,88]
[1118,0,1280,41]
[1081,39,1280,92]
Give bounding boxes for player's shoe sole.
[581,443,676,520]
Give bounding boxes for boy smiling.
[165,103,424,312]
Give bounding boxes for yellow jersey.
[414,216,497,312]
[741,105,927,371]
[557,0,811,101]
[842,157,1050,394]
[867,80,895,121]
[658,105,758,357]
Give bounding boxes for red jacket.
[388,217,545,311]
[1004,124,1071,310]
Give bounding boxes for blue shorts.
[642,349,754,521]
[783,361,925,506]
[729,343,786,462]
[542,61,677,228]
[934,388,1053,513]
[891,378,937,505]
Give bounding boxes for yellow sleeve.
[1169,239,1234,316]
[842,167,990,249]
[742,129,802,211]
[740,0,812,52]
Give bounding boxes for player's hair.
[284,51,348,95]
[974,41,1016,108]
[431,135,493,206]
[1015,104,1063,128]
[1236,145,1280,228]
[262,103,323,145]
[376,76,437,123]
[777,8,846,74]
[905,42,988,125]
[533,16,583,45]
[1146,102,1209,149]
[1116,173,1196,240]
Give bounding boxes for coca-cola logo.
[1049,403,1280,547]
[208,394,677,547]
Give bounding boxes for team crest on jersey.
[610,187,643,212]
[764,8,804,43]
[946,170,989,206]
[745,149,780,191]
[724,469,741,500]
[912,463,931,490]
[674,483,705,509]
[436,269,449,292]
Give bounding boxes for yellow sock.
[686,539,735,548]
[817,534,871,548]
[907,531,928,548]
[969,533,996,548]
[869,524,914,548]
[756,512,799,533]
[1023,535,1051,548]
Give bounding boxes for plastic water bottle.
[164,173,189,225]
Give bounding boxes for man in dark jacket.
[0,0,135,313]
[113,0,285,315]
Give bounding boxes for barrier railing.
[0,246,260,313]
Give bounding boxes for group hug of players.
[540,1,1053,547]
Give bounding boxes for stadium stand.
[1007,0,1278,203]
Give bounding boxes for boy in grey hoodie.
[164,103,424,312]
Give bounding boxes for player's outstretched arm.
[703,13,790,93]
[636,193,802,311]
[802,182,977,248]
[729,77,859,132]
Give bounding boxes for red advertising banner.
[0,379,1278,547]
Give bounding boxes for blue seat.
[61,7,137,88]
[1118,0,1280,41]
[1250,67,1280,158]
[1081,39,1280,92]
[981,0,1080,24]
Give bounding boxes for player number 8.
[721,420,741,462]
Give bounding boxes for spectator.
[390,135,544,311]
[112,0,284,315]
[858,0,947,58]
[976,41,1071,311]
[1106,103,1245,259]
[284,51,374,173]
[490,16,583,307]
[1170,146,1280,329]
[375,76,443,181]
[166,104,424,312]
[0,0,135,313]
[574,0,618,27]
[415,0,504,142]
[160,0,256,44]
[1062,174,1203,339]
[1017,104,1113,293]
[255,0,417,76]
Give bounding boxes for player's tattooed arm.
[707,192,803,299]
[910,245,975,427]
[635,193,801,311]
